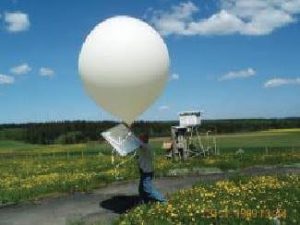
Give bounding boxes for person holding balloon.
[79,16,170,204]
[138,133,166,203]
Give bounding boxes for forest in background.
[0,118,300,144]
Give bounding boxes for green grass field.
[0,128,299,204]
[217,129,300,150]
[118,175,300,225]
[1,128,299,154]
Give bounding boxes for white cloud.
[264,77,300,88]
[4,11,30,32]
[39,67,55,77]
[150,2,198,36]
[219,68,256,81]
[159,105,170,111]
[170,73,180,80]
[0,74,15,84]
[149,0,300,36]
[10,63,32,75]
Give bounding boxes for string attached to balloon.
[111,149,137,180]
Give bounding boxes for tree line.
[0,118,299,144]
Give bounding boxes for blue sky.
[0,0,300,123]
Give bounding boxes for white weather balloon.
[78,16,169,124]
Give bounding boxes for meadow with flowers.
[117,175,299,225]
[0,129,299,206]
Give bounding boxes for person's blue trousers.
[139,169,166,203]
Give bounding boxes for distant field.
[0,128,299,204]
[0,140,111,155]
[152,128,300,154]
[1,128,299,154]
[216,128,300,150]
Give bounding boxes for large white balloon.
[79,16,169,124]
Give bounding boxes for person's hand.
[140,140,149,150]
[140,142,146,149]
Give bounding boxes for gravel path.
[0,166,299,225]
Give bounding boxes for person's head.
[139,133,149,144]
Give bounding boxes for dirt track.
[0,166,299,225]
